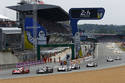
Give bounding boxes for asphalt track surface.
[0,43,125,79]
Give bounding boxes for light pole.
[96,43,98,60]
[32,0,38,60]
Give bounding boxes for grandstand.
[0,28,21,50]
[0,14,20,51]
[0,21,17,27]
[8,2,72,45]
[0,14,17,27]
[48,34,72,44]
[3,1,73,62]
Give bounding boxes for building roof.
[7,4,69,21]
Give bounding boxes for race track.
[0,43,125,79]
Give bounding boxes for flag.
[78,46,83,58]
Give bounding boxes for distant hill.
[78,24,125,34]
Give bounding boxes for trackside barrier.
[0,64,17,70]
[0,58,59,70]
[0,57,61,70]
[16,60,44,68]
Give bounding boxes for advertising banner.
[24,17,46,49]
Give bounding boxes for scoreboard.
[69,8,105,20]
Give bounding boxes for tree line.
[78,24,125,34]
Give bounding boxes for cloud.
[0,0,125,25]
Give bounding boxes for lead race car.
[12,67,30,74]
[36,65,53,74]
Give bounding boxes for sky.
[0,0,125,25]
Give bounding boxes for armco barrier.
[16,60,44,68]
[0,60,44,70]
[0,64,17,70]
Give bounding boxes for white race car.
[107,57,114,62]
[57,65,72,72]
[86,62,97,67]
[36,66,53,74]
[115,56,121,60]
[71,64,80,70]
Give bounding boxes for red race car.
[12,67,30,74]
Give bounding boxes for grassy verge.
[116,43,125,51]
[119,47,125,51]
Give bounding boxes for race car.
[115,56,122,60]
[12,67,30,74]
[36,66,53,74]
[57,65,72,72]
[71,64,80,70]
[86,62,97,67]
[107,57,114,62]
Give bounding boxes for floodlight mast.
[20,0,38,60]
[32,0,38,60]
